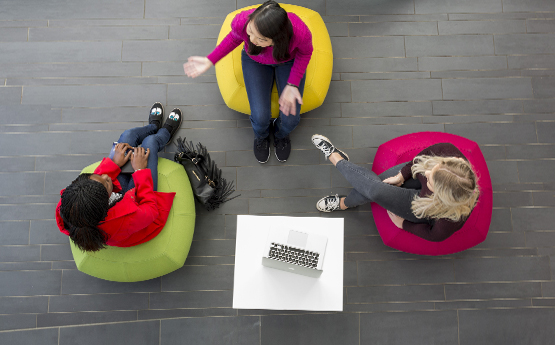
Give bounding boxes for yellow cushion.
[215,3,333,118]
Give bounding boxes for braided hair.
[59,174,109,252]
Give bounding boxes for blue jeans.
[241,49,307,140]
[112,124,170,193]
[338,161,429,224]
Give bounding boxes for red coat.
[56,158,175,247]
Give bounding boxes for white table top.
[233,215,344,311]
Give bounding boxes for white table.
[233,215,344,311]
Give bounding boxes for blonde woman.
[311,134,479,242]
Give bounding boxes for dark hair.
[59,174,109,252]
[245,1,293,62]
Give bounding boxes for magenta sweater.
[206,9,313,86]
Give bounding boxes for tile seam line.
[0,319,162,333]
[348,279,554,286]
[3,312,338,333]
[344,302,550,308]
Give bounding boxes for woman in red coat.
[56,103,182,252]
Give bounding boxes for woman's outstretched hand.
[279,85,303,116]
[387,210,405,229]
[131,147,150,171]
[183,56,213,78]
[383,172,405,187]
[112,143,133,167]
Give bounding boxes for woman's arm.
[121,147,159,230]
[286,24,313,87]
[383,172,405,186]
[94,157,120,178]
[280,22,313,116]
[206,31,243,66]
[93,158,122,192]
[206,12,248,65]
[122,169,159,231]
[185,13,246,78]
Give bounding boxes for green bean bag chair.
[70,158,195,282]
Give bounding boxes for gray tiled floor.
[0,0,554,344]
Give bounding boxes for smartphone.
[109,142,135,174]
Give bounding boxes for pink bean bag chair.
[371,132,492,255]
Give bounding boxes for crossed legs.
[115,125,170,193]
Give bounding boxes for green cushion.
[70,158,195,282]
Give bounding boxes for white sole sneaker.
[316,194,344,212]
[311,134,349,161]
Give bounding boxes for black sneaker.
[162,108,182,146]
[274,135,291,162]
[149,102,164,130]
[316,194,345,212]
[311,134,349,161]
[254,137,270,163]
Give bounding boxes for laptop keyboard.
[268,242,320,269]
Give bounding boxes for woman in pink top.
[184,1,313,163]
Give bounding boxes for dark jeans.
[337,161,429,224]
[111,124,170,193]
[241,49,307,140]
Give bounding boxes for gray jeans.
[337,160,429,224]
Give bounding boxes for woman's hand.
[112,143,133,167]
[383,172,405,187]
[130,147,150,171]
[279,85,303,116]
[387,210,405,229]
[183,56,213,78]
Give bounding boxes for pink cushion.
[371,132,492,255]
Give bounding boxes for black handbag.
[174,137,239,210]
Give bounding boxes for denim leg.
[242,49,275,140]
[117,124,158,147]
[342,189,371,208]
[273,59,305,139]
[343,162,408,208]
[123,128,170,192]
[377,162,408,180]
[377,162,422,190]
[337,160,426,223]
[113,124,158,192]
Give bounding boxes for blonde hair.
[410,155,479,221]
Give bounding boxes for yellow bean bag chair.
[215,3,333,118]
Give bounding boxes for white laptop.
[261,228,328,278]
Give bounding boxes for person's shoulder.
[287,12,309,31]
[428,142,455,149]
[431,142,466,159]
[231,8,255,29]
[287,12,311,42]
[426,142,462,153]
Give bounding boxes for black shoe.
[274,135,291,162]
[149,102,164,130]
[311,134,349,161]
[254,137,270,163]
[162,108,182,146]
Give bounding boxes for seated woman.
[184,0,313,163]
[311,134,479,242]
[55,103,183,252]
